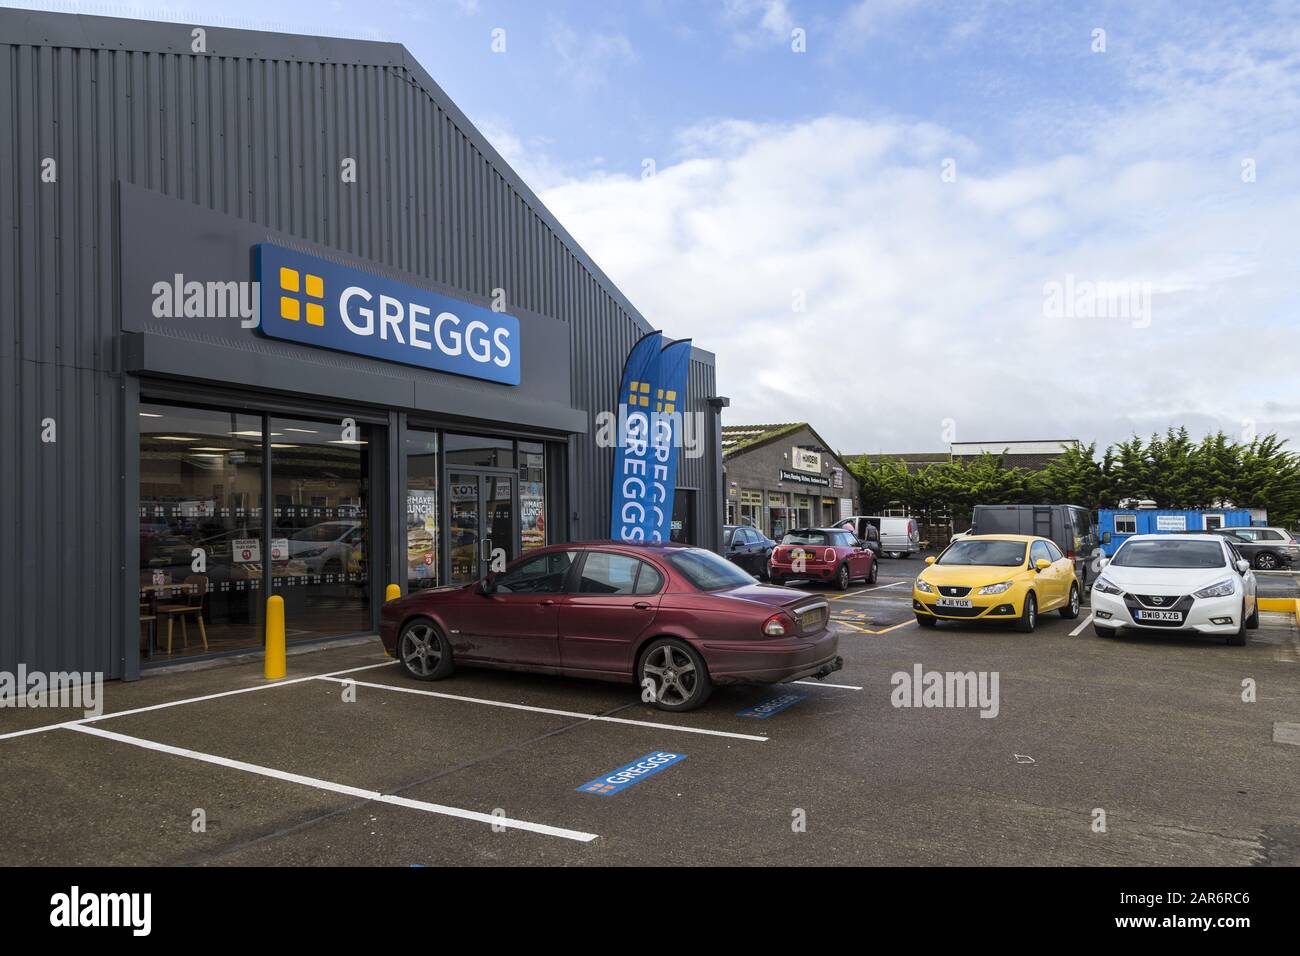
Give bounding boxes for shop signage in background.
[779,469,830,487]
[232,538,261,563]
[792,446,821,473]
[1156,514,1187,531]
[832,467,844,489]
[609,332,693,542]
[269,538,289,561]
[255,244,521,385]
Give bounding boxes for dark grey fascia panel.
[411,379,587,434]
[122,331,587,434]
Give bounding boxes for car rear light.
[762,613,792,637]
[908,519,915,534]
[823,548,834,563]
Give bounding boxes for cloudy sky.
[11,0,1299,456]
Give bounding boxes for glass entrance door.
[447,470,517,585]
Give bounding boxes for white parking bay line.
[0,661,397,743]
[793,679,863,690]
[66,723,598,843]
[317,677,769,742]
[1069,613,1095,637]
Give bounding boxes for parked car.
[380,541,843,711]
[768,527,877,589]
[1193,527,1298,571]
[913,534,1080,632]
[286,520,366,575]
[722,524,776,580]
[1091,534,1258,645]
[839,515,919,557]
[969,503,1096,588]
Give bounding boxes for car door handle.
[633,602,652,610]
[539,599,556,606]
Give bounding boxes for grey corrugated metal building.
[0,9,722,680]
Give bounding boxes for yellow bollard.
[381,585,401,656]
[265,595,286,680]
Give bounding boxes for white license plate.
[1136,610,1182,622]
[935,598,972,609]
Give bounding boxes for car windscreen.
[938,539,1027,567]
[668,549,757,590]
[782,531,828,545]
[1110,540,1226,569]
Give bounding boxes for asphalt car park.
[2,554,1297,866]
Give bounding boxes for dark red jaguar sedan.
[379,541,842,711]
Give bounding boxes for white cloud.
[527,84,1300,453]
[721,0,798,47]
[547,24,638,91]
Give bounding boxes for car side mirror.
[480,572,499,594]
[1236,559,1250,574]
[924,556,936,565]
[1098,557,1110,569]
[1035,559,1051,571]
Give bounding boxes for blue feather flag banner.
[646,338,693,542]
[609,331,664,541]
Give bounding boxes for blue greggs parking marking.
[577,751,686,796]
[737,692,806,719]
[255,243,520,385]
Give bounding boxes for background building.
[0,10,722,679]
[722,423,861,538]
[951,440,1081,471]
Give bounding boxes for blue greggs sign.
[254,244,520,385]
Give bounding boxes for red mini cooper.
[380,541,842,711]
[769,527,878,589]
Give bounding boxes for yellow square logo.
[276,266,323,326]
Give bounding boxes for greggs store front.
[0,10,723,680]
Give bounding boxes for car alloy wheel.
[1060,584,1080,620]
[1016,593,1037,633]
[399,619,452,680]
[836,564,850,590]
[1228,601,1248,646]
[639,640,711,711]
[1256,553,1278,571]
[868,561,878,584]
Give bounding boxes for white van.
[838,515,920,558]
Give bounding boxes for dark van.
[968,504,1097,587]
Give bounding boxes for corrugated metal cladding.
[0,10,720,679]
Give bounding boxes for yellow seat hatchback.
[913,534,1080,633]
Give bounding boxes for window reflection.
[138,403,265,659]
[270,417,371,639]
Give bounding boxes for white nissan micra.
[1091,534,1259,645]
